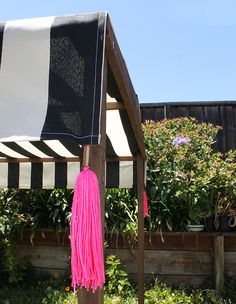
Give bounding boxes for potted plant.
[186,200,205,232]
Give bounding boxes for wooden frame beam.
[106,102,125,110]
[77,56,107,304]
[137,153,145,304]
[105,16,146,158]
[0,156,136,163]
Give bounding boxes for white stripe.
[106,97,132,157]
[0,163,8,188]
[67,162,80,188]
[0,17,54,142]
[17,141,49,158]
[0,142,26,158]
[119,161,133,188]
[43,162,55,189]
[19,163,31,188]
[44,140,76,157]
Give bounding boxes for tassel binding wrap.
[144,191,149,217]
[70,166,105,293]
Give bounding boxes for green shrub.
[0,273,233,304]
[0,274,77,304]
[105,254,135,299]
[0,188,73,283]
[144,280,231,304]
[142,117,236,231]
[105,189,137,239]
[145,281,192,303]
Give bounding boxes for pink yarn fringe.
[144,191,149,217]
[70,166,105,293]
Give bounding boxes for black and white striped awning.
[0,13,140,189]
[0,159,136,189]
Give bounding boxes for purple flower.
[172,136,191,147]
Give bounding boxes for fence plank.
[143,233,215,251]
[16,244,70,269]
[225,252,236,276]
[214,236,224,291]
[106,249,214,276]
[12,232,236,288]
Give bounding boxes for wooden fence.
[140,101,236,152]
[14,230,236,288]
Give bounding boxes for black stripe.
[41,13,106,145]
[0,22,5,68]
[0,151,13,158]
[55,162,67,188]
[31,163,43,188]
[3,142,39,158]
[106,135,118,157]
[8,163,19,188]
[59,140,82,156]
[106,161,119,188]
[30,141,61,158]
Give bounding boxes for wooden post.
[78,59,107,304]
[137,153,144,304]
[214,235,224,291]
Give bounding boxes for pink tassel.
[144,191,149,217]
[70,166,105,293]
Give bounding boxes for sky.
[1,0,236,103]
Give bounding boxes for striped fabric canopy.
[0,13,139,189]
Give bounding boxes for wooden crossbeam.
[0,156,136,163]
[106,102,125,110]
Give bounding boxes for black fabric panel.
[30,141,61,158]
[8,163,19,188]
[106,161,119,188]
[0,22,5,68]
[41,13,106,144]
[55,162,67,188]
[31,163,43,188]
[59,140,82,156]
[119,110,139,156]
[0,151,12,158]
[3,142,39,158]
[107,64,123,101]
[106,135,118,158]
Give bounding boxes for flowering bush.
[142,117,236,231]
